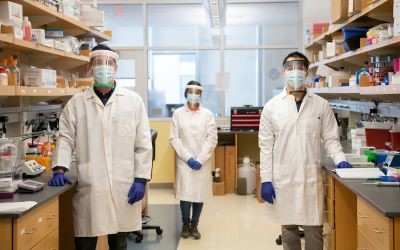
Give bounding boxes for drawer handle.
[372,227,384,233]
[357,213,367,218]
[47,214,56,220]
[25,227,38,234]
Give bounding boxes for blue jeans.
[180,200,204,226]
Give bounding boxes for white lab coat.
[52,86,152,237]
[258,89,345,225]
[169,105,218,202]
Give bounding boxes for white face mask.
[286,70,306,90]
[187,94,201,104]
[93,65,115,85]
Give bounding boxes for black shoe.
[181,224,191,239]
[191,225,201,240]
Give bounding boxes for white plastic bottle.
[23,16,32,42]
[0,68,8,86]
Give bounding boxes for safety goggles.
[283,60,308,72]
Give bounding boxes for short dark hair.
[184,80,202,98]
[282,51,310,69]
[90,44,117,65]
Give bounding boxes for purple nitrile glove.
[48,172,72,186]
[336,161,352,168]
[128,181,146,204]
[261,182,276,204]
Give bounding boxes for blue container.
[375,150,389,165]
[341,27,369,52]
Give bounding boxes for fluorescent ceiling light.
[203,0,226,28]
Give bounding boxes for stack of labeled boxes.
[213,145,236,196]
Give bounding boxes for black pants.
[180,200,204,225]
[75,232,128,250]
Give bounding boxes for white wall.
[301,0,330,47]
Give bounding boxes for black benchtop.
[324,141,400,217]
[0,168,77,219]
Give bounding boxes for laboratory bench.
[322,147,400,250]
[0,170,77,250]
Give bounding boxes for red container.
[390,131,400,151]
[365,128,390,150]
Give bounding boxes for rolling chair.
[132,129,163,243]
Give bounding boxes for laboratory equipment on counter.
[362,181,400,186]
[17,180,44,193]
[0,136,22,196]
[230,106,263,131]
[22,160,45,177]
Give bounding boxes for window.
[148,50,220,117]
[147,4,219,47]
[98,4,143,47]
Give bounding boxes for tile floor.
[134,188,284,250]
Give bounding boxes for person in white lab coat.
[258,52,352,250]
[48,44,152,250]
[169,81,218,240]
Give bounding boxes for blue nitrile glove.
[261,182,276,204]
[336,161,352,168]
[48,172,72,186]
[128,181,146,204]
[187,157,202,170]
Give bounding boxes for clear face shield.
[186,85,203,105]
[283,60,308,91]
[89,50,119,89]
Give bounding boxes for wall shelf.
[0,86,84,96]
[310,35,400,69]
[0,34,89,68]
[305,0,393,49]
[10,0,110,41]
[310,86,360,94]
[359,85,400,95]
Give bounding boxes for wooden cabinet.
[357,197,394,250]
[323,169,336,250]
[0,197,59,250]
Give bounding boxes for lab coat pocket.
[113,158,135,186]
[76,162,92,188]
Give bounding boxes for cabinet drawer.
[31,228,58,250]
[323,170,334,200]
[357,197,393,250]
[358,228,379,250]
[13,197,59,250]
[324,197,334,229]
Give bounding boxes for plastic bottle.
[0,68,7,86]
[23,16,32,42]
[8,56,20,86]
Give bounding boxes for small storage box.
[230,106,263,131]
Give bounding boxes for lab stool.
[275,227,305,245]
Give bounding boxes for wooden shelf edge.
[0,86,16,96]
[305,0,391,49]
[310,35,400,69]
[15,86,75,96]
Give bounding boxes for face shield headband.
[283,59,308,72]
[89,50,119,88]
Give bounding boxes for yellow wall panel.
[150,120,176,183]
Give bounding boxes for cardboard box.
[80,9,104,27]
[394,0,400,18]
[255,165,263,203]
[360,37,368,48]
[214,146,225,181]
[24,68,57,87]
[213,181,225,196]
[331,0,349,24]
[224,146,236,194]
[32,29,45,44]
[348,0,361,16]
[0,1,23,23]
[394,18,400,36]
[359,75,373,86]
